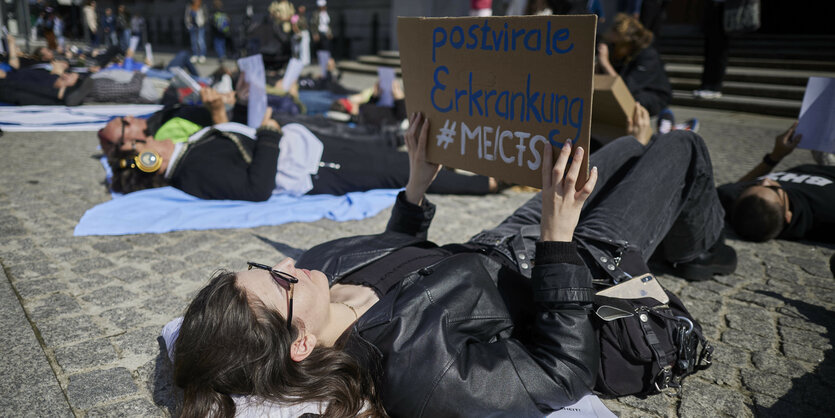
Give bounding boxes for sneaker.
[693,89,722,99]
[675,118,700,133]
[189,55,198,63]
[656,109,675,134]
[198,55,206,63]
[674,241,737,281]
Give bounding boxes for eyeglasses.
[246,261,299,330]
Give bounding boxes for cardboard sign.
[398,15,597,188]
[591,74,636,144]
[796,77,835,153]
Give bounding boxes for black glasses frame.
[246,261,299,330]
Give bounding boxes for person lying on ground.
[717,122,835,243]
[170,110,735,416]
[101,91,498,201]
[0,57,91,106]
[327,78,407,128]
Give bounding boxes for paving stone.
[686,300,723,326]
[777,315,828,334]
[38,315,104,348]
[733,289,785,309]
[721,329,774,352]
[136,356,180,415]
[91,239,134,254]
[788,256,833,278]
[80,286,139,308]
[109,265,149,282]
[66,368,139,410]
[779,326,831,351]
[14,276,69,300]
[679,378,753,418]
[54,339,120,373]
[752,393,820,418]
[695,360,740,387]
[86,398,164,417]
[112,326,165,358]
[101,306,152,330]
[741,369,794,398]
[70,257,116,275]
[782,342,825,364]
[72,272,114,291]
[27,292,83,321]
[765,263,797,282]
[618,392,677,416]
[725,304,774,337]
[751,351,807,378]
[149,258,190,275]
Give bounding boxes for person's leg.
[189,27,199,56]
[167,50,201,76]
[574,130,724,264]
[700,1,728,92]
[198,26,207,57]
[214,36,225,60]
[308,138,491,195]
[471,135,649,241]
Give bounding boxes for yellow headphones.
[120,150,163,173]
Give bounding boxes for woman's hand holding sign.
[540,141,598,242]
[405,112,443,206]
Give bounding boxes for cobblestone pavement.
[1,101,832,416]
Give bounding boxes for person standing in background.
[116,5,131,52]
[638,0,672,42]
[83,0,98,47]
[130,12,146,46]
[694,0,728,99]
[185,0,208,63]
[101,7,118,48]
[211,0,231,63]
[471,0,493,16]
[292,5,311,65]
[311,0,332,53]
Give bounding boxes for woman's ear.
[289,333,317,362]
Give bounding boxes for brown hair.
[174,271,387,418]
[606,13,654,59]
[106,148,168,194]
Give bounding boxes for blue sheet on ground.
[74,186,399,236]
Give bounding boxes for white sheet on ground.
[0,104,163,131]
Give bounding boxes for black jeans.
[308,136,492,196]
[469,131,725,280]
[700,0,729,91]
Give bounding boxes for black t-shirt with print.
[717,164,835,242]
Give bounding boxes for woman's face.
[236,258,332,336]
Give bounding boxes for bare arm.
[596,43,617,76]
[738,122,801,182]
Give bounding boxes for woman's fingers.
[541,143,554,189]
[418,113,430,155]
[552,140,572,188]
[563,145,584,190]
[577,166,598,201]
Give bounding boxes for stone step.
[379,50,400,59]
[671,90,801,117]
[356,54,401,68]
[338,60,402,76]
[664,63,832,87]
[659,45,835,61]
[668,78,807,101]
[661,55,835,73]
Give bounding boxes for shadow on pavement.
[755,290,835,416]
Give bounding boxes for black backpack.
[592,278,714,397]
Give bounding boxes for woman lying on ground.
[103,91,497,201]
[171,109,734,415]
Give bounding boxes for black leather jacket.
[297,193,599,417]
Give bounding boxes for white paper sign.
[171,67,203,92]
[282,58,305,91]
[128,35,140,52]
[144,43,154,64]
[545,394,616,418]
[237,54,268,129]
[377,67,396,108]
[317,50,330,77]
[796,77,835,153]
